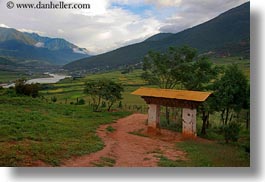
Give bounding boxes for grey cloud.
[0,0,249,54]
[160,0,249,33]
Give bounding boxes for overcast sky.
[0,0,248,55]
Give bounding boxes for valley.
[0,2,250,167]
[0,56,250,166]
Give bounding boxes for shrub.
[51,96,57,103]
[76,98,85,105]
[101,101,106,108]
[106,126,116,133]
[160,118,182,132]
[223,122,241,143]
[118,101,122,108]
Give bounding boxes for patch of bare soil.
[62,113,189,167]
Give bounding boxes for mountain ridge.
[64,2,250,72]
[0,27,90,65]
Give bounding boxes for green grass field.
[158,140,249,167]
[37,57,250,106]
[0,71,53,84]
[0,92,131,166]
[0,71,28,83]
[0,56,250,166]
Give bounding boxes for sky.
[0,0,248,55]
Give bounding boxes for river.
[2,73,71,88]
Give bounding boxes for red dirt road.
[62,113,187,167]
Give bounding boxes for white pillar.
[182,108,197,137]
[148,104,160,128]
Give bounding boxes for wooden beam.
[142,96,200,109]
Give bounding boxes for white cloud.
[0,24,10,28]
[0,0,249,54]
[145,0,182,7]
[18,28,45,35]
[35,42,44,48]
[72,48,89,54]
[57,29,65,34]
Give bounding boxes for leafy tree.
[15,79,27,95]
[142,45,197,89]
[84,79,123,112]
[102,81,124,111]
[101,101,106,108]
[181,57,220,91]
[213,64,249,125]
[142,45,197,124]
[15,79,40,98]
[84,79,106,112]
[243,84,250,129]
[118,101,123,108]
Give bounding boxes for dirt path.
[62,113,187,167]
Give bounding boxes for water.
[27,74,71,84]
[3,73,71,88]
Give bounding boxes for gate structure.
[131,87,211,137]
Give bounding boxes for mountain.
[0,27,90,65]
[0,28,36,45]
[24,32,89,54]
[64,2,250,72]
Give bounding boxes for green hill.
[64,2,250,72]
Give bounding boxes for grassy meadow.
[0,57,250,166]
[0,71,28,83]
[0,93,131,166]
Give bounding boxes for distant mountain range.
[64,2,250,72]
[0,27,90,66]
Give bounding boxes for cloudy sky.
[0,0,248,55]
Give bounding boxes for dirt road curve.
[62,113,187,167]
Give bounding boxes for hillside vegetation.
[64,2,250,72]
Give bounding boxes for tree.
[84,79,106,112]
[213,64,249,125]
[15,79,40,98]
[243,84,250,129]
[181,56,220,91]
[142,45,197,124]
[84,79,124,112]
[102,80,124,111]
[142,45,197,89]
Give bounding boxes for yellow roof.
[131,87,212,102]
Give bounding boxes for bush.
[118,101,122,108]
[51,96,57,103]
[76,98,85,105]
[1,88,16,97]
[101,101,106,108]
[160,118,182,132]
[223,122,241,143]
[106,126,116,133]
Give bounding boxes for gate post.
[148,104,160,128]
[182,108,197,137]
